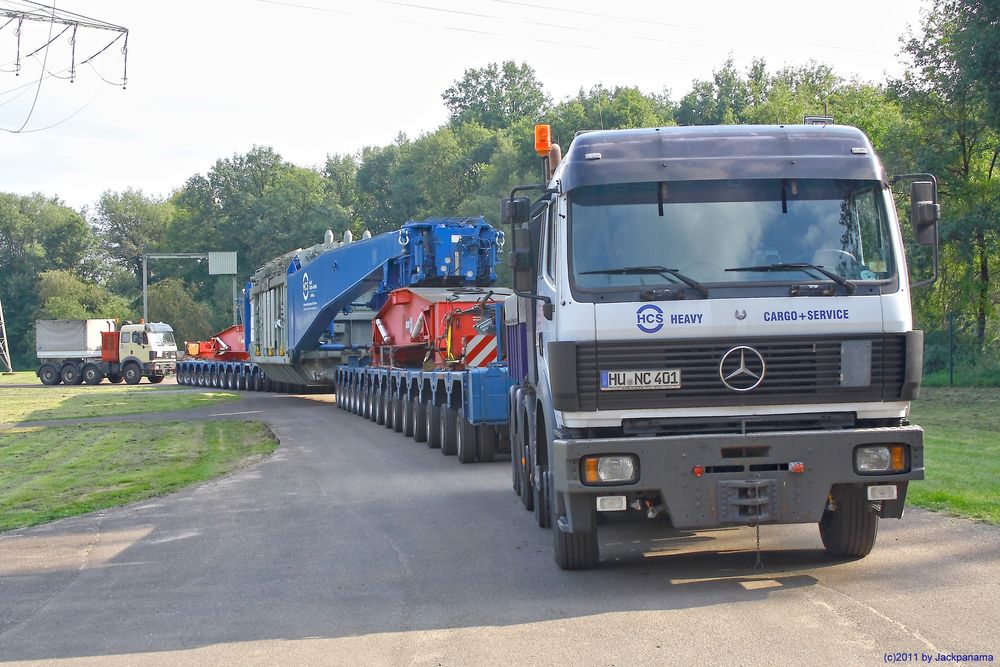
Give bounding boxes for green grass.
[0,384,240,424]
[0,420,278,532]
[0,371,36,385]
[908,387,1000,523]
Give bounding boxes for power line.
[9,0,54,133]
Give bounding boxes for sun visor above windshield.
[557,126,887,192]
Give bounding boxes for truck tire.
[148,375,164,384]
[820,485,879,558]
[425,401,441,448]
[456,407,478,463]
[60,363,83,385]
[477,425,497,462]
[440,405,457,455]
[413,398,427,442]
[385,391,397,429]
[107,372,123,384]
[123,363,142,385]
[519,405,535,511]
[39,364,60,385]
[534,469,552,529]
[82,364,103,385]
[554,520,599,571]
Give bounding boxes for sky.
[0,0,929,213]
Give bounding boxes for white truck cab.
[503,123,940,569]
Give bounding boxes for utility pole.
[0,295,13,373]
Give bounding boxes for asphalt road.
[1,389,998,665]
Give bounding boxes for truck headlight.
[854,445,908,474]
[581,455,638,485]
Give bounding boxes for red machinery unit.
[370,288,505,369]
[184,324,249,362]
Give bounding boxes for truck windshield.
[149,332,176,348]
[569,179,896,291]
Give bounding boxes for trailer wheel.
[60,363,83,386]
[81,364,103,385]
[820,485,879,558]
[413,398,427,442]
[425,401,441,448]
[477,426,497,462]
[392,392,404,433]
[375,389,387,425]
[402,394,415,437]
[148,375,164,384]
[123,363,142,385]
[456,407,479,464]
[107,372,123,384]
[440,405,457,455]
[39,364,60,385]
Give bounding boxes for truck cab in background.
[113,322,178,384]
[35,319,177,386]
[503,123,940,569]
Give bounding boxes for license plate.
[600,369,681,391]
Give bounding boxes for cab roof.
[553,124,886,192]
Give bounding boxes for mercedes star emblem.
[719,345,766,392]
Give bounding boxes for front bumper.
[552,426,924,530]
[151,361,176,376]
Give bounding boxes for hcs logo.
[636,304,664,333]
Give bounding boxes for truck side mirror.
[501,197,531,226]
[910,181,940,246]
[510,225,535,291]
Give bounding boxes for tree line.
[1,0,997,375]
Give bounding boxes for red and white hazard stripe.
[463,335,498,367]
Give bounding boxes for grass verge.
[0,384,239,424]
[0,371,36,385]
[908,387,1000,523]
[0,420,278,532]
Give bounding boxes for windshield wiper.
[580,265,709,298]
[725,263,856,294]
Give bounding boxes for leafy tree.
[146,278,214,345]
[36,270,132,320]
[947,0,1000,133]
[892,0,1000,346]
[0,194,97,369]
[91,189,174,290]
[442,61,550,129]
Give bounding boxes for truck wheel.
[820,485,879,558]
[82,364,103,385]
[402,395,415,437]
[520,407,535,511]
[456,407,479,464]
[477,426,497,462]
[425,401,441,448]
[554,520,599,571]
[123,363,142,385]
[60,363,83,385]
[39,364,60,385]
[148,375,164,384]
[534,469,552,529]
[440,405,457,455]
[413,398,427,442]
[107,372,123,384]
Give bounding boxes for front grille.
[575,334,906,411]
